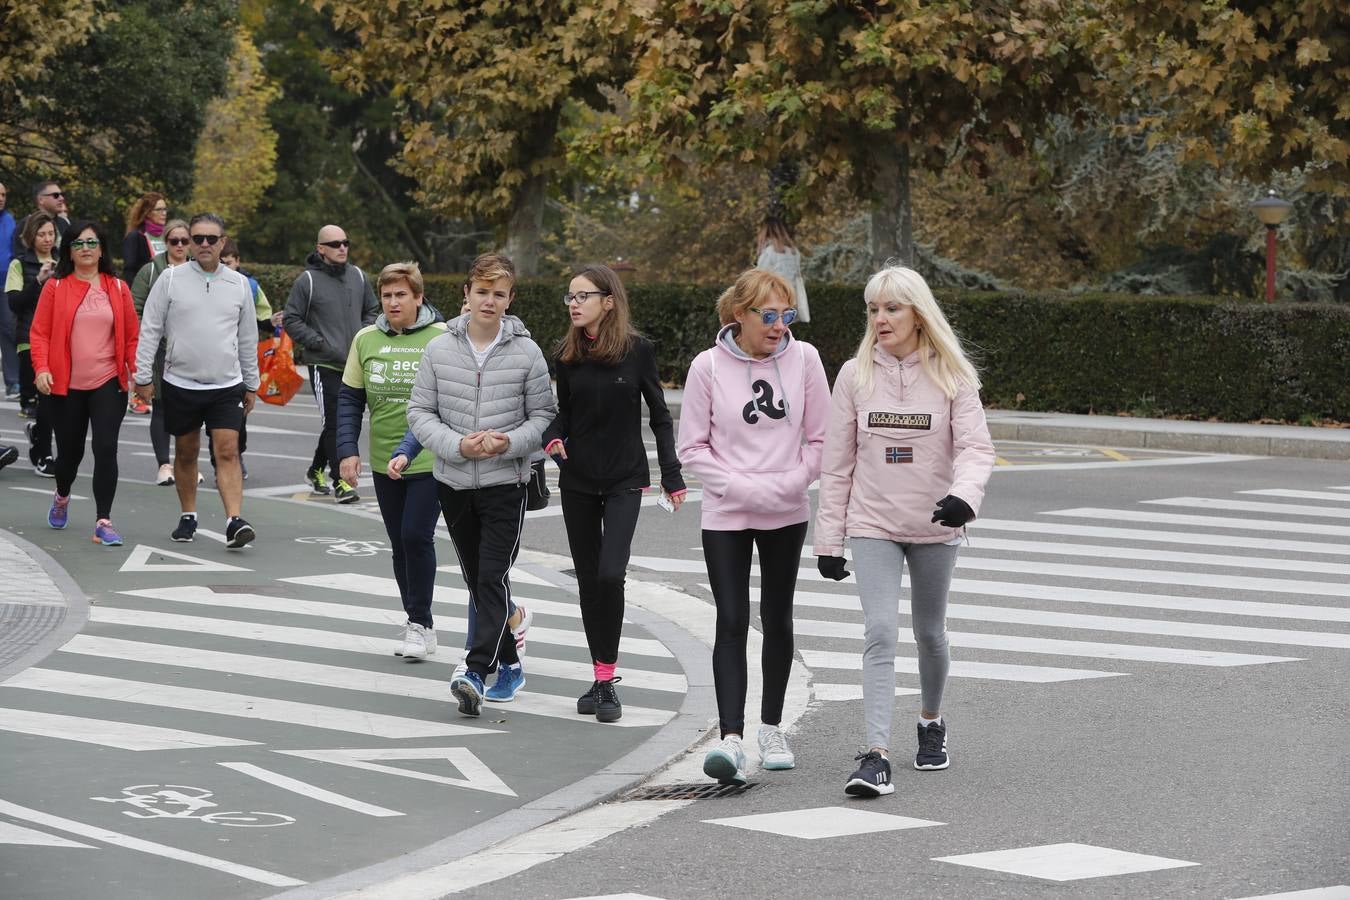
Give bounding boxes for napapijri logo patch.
[885,446,914,464]
[868,411,932,429]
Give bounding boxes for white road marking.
[118,544,251,574]
[960,536,1350,577]
[988,454,1263,473]
[1146,496,1350,520]
[813,683,920,701]
[435,564,555,587]
[277,748,515,797]
[0,798,305,887]
[2,669,493,739]
[703,806,942,839]
[933,842,1198,881]
[970,518,1350,556]
[0,820,94,848]
[1046,507,1350,538]
[217,762,404,817]
[1241,489,1350,503]
[0,707,258,751]
[283,572,588,621]
[8,485,88,500]
[799,649,1122,683]
[1230,888,1350,899]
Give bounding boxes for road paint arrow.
[118,544,252,574]
[277,747,516,797]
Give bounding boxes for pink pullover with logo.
[678,325,830,531]
[813,347,995,555]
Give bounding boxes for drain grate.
[626,782,757,801]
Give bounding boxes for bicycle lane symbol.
[91,785,295,827]
[295,536,391,557]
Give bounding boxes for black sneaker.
[594,678,622,723]
[305,467,331,495]
[0,445,18,472]
[171,514,198,542]
[33,456,55,478]
[915,719,950,770]
[577,676,622,716]
[225,517,256,549]
[333,479,359,504]
[845,751,895,797]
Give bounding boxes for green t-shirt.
[341,320,447,476]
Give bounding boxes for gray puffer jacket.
[406,314,556,489]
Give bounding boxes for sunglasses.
[319,239,351,249]
[748,306,797,326]
[167,237,191,247]
[68,238,100,250]
[42,191,64,199]
[190,234,222,246]
[562,290,608,306]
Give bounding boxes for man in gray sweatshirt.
[282,224,378,504]
[134,213,260,549]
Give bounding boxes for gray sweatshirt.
[135,260,261,391]
[282,253,379,370]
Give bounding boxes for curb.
[0,528,89,683]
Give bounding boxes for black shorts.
[162,381,246,437]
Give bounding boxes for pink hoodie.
[678,325,830,531]
[813,347,995,555]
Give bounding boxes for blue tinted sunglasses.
[748,306,797,326]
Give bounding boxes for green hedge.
[246,264,1350,422]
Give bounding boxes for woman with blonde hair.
[813,265,994,798]
[677,268,830,784]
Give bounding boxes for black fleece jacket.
[542,336,685,495]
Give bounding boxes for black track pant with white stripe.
[309,365,342,482]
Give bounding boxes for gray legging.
[851,537,960,751]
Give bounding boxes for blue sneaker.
[485,664,525,702]
[450,670,485,717]
[47,491,70,529]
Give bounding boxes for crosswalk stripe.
[0,707,259,751]
[949,536,1350,577]
[971,518,1350,557]
[797,649,1122,683]
[1241,489,1350,503]
[1145,496,1350,521]
[1045,507,1350,538]
[949,557,1350,598]
[2,669,495,739]
[120,586,671,658]
[789,617,1300,666]
[58,635,674,729]
[282,573,592,621]
[88,606,687,693]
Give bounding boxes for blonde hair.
[853,266,980,400]
[379,261,424,296]
[716,268,794,326]
[466,252,515,290]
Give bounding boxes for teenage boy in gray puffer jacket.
[406,252,556,716]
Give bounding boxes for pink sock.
[594,661,616,682]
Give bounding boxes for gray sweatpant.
[851,537,960,751]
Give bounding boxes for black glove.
[931,494,974,528]
[817,555,851,581]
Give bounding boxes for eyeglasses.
[167,237,191,247]
[42,191,64,199]
[748,307,797,326]
[152,206,168,213]
[563,290,608,306]
[319,239,351,249]
[190,234,222,246]
[68,238,100,250]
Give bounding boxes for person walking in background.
[121,191,169,415]
[336,262,447,661]
[131,219,193,486]
[406,253,556,716]
[542,263,686,723]
[756,217,810,324]
[813,265,995,798]
[0,181,19,400]
[28,221,139,545]
[10,181,70,257]
[283,225,378,504]
[6,212,59,471]
[133,214,259,550]
[677,268,829,785]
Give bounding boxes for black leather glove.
[931,494,975,528]
[817,555,851,581]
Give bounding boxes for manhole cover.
[626,782,757,801]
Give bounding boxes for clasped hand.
[460,430,510,459]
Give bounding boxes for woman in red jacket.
[29,220,140,545]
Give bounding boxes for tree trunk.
[503,108,561,277]
[869,139,914,270]
[768,157,798,222]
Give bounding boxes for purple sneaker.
[47,492,70,529]
[93,519,123,546]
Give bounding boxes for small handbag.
[525,458,551,511]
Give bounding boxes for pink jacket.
[813,347,995,555]
[678,326,830,531]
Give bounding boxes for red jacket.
[30,273,140,395]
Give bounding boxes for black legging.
[148,342,169,465]
[561,488,643,666]
[702,521,808,738]
[17,350,53,461]
[48,377,127,519]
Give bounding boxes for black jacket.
[282,252,378,370]
[122,227,155,286]
[6,251,47,344]
[542,336,685,495]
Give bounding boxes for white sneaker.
[510,604,533,654]
[395,621,437,660]
[156,463,174,485]
[758,724,795,770]
[703,735,748,785]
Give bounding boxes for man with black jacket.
[282,224,378,503]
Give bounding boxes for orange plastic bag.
[257,330,304,406]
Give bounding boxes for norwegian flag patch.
[885,446,914,464]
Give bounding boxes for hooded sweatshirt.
[812,347,995,556]
[677,324,830,531]
[282,252,379,370]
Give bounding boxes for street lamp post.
[1249,190,1293,303]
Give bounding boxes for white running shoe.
[758,724,795,770]
[395,621,437,660]
[703,735,748,785]
[156,463,174,485]
[510,604,533,654]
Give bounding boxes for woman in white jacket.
[813,265,994,798]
